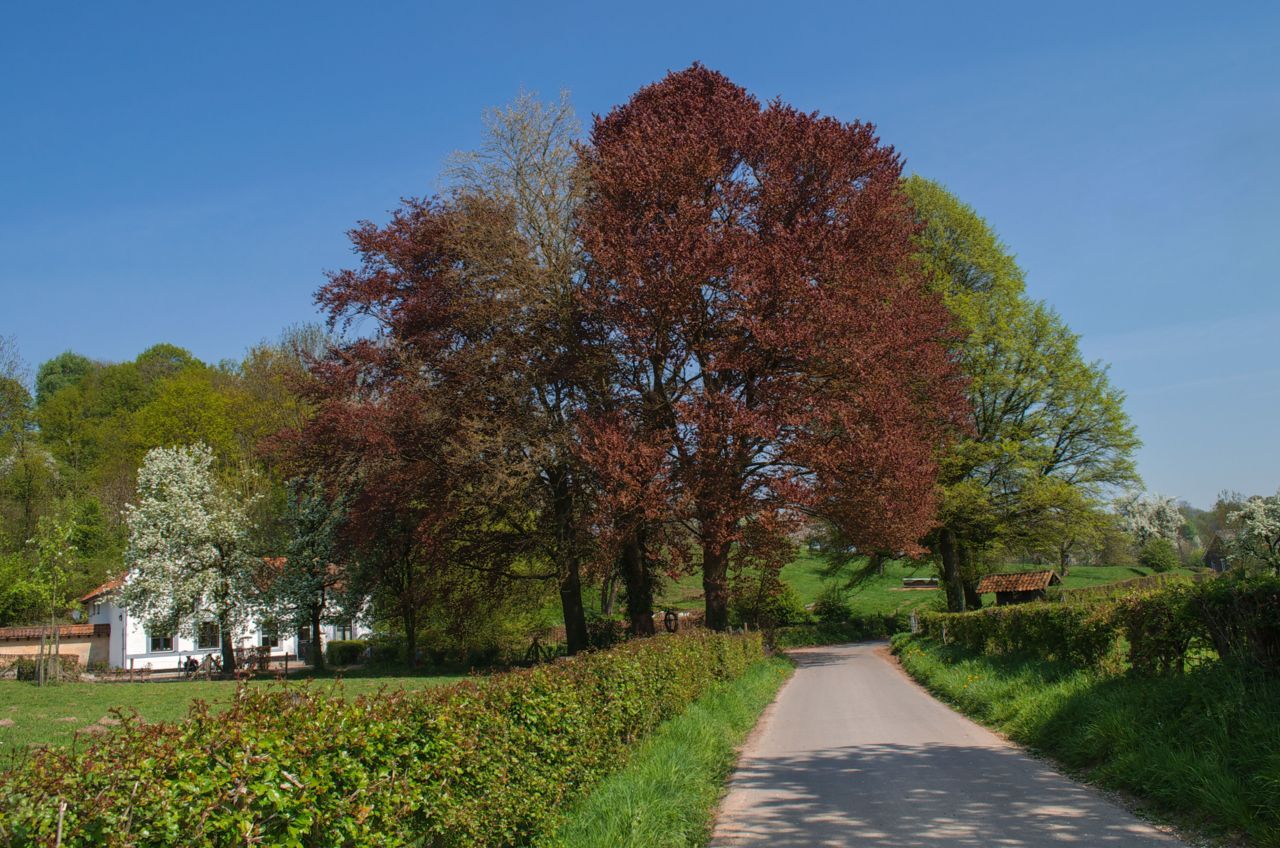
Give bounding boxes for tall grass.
[551,657,792,847]
[894,635,1280,846]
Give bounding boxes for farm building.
[977,570,1062,605]
[77,573,371,672]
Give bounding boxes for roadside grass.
[0,672,462,757]
[551,656,792,848]
[894,635,1280,846]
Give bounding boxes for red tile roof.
[0,623,104,641]
[977,570,1062,594]
[79,574,126,603]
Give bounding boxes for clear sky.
[1,2,1277,507]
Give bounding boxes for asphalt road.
[710,642,1185,847]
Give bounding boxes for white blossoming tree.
[1115,492,1184,547]
[1229,490,1280,575]
[120,443,259,673]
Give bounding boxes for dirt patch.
[79,724,107,735]
[97,716,121,726]
[56,716,80,723]
[0,718,14,727]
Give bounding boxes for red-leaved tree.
[577,65,967,629]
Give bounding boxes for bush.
[811,584,854,624]
[325,639,367,666]
[0,632,765,847]
[773,614,907,648]
[585,614,628,650]
[1138,537,1179,573]
[729,582,810,629]
[13,655,81,682]
[919,604,1120,669]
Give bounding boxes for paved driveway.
[711,642,1184,847]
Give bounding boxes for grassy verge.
[0,672,462,756]
[551,656,792,848]
[893,634,1280,846]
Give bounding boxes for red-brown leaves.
[578,65,966,571]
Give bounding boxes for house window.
[92,602,102,616]
[335,622,354,641]
[149,633,175,653]
[259,625,279,649]
[196,622,220,650]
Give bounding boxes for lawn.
[655,553,1190,618]
[0,670,462,758]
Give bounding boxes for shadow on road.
[715,743,1173,847]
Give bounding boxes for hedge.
[919,603,1120,668]
[0,631,764,848]
[772,613,907,648]
[325,638,367,667]
[919,574,1280,676]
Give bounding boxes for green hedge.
[0,632,763,848]
[773,614,907,648]
[325,638,367,666]
[920,575,1280,676]
[919,603,1120,668]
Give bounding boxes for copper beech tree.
[577,66,966,629]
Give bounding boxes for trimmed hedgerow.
[324,638,367,667]
[919,603,1120,669]
[772,613,908,648]
[0,631,763,848]
[920,574,1280,677]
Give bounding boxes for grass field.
[894,635,1280,845]
[554,656,792,847]
[0,670,462,758]
[655,553,1191,616]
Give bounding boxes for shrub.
[919,604,1120,669]
[811,584,854,623]
[1138,537,1179,573]
[729,582,810,629]
[14,655,81,682]
[585,614,628,650]
[325,639,367,666]
[0,632,764,847]
[773,614,907,648]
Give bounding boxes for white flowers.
[121,443,260,642]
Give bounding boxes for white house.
[79,576,371,672]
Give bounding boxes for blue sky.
[1,2,1276,507]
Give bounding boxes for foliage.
[1137,536,1179,573]
[119,443,260,673]
[729,580,809,630]
[325,639,366,667]
[579,66,966,630]
[811,584,854,624]
[919,604,1121,668]
[12,655,80,683]
[0,632,764,847]
[895,636,1280,845]
[552,656,791,848]
[772,615,909,648]
[904,178,1140,611]
[1229,489,1280,574]
[1115,492,1185,547]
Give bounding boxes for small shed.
[977,570,1062,605]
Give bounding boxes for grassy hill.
[655,554,1198,617]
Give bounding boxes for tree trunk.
[621,531,655,636]
[703,540,732,631]
[560,562,590,655]
[310,605,324,671]
[402,605,418,668]
[600,568,618,617]
[938,528,966,612]
[870,552,885,576]
[219,613,237,676]
[958,541,982,610]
